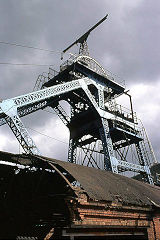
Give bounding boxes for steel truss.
[49,55,155,184]
[0,54,156,184]
[0,78,90,154]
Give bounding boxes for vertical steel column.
[136,143,145,166]
[98,88,118,173]
[68,103,78,163]
[99,118,118,173]
[136,143,154,184]
[68,138,77,163]
[98,88,105,109]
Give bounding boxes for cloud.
[0,0,159,163]
[33,117,69,159]
[0,125,19,153]
[117,80,160,162]
[0,113,69,160]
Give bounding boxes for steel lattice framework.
[0,14,157,185]
[0,54,156,184]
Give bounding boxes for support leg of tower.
[5,114,40,155]
[136,143,154,185]
[0,99,40,155]
[99,118,118,173]
[136,143,145,166]
[68,138,77,163]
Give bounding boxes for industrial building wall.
[147,214,160,240]
[0,151,160,240]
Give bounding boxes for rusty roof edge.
[35,156,90,200]
[34,156,75,190]
[1,151,160,208]
[147,197,160,208]
[33,155,160,207]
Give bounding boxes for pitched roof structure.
[1,150,159,207]
[45,157,160,207]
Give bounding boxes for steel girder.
[5,114,41,155]
[0,75,154,184]
[0,78,91,155]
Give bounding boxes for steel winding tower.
[0,14,157,184]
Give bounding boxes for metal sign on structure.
[0,15,157,184]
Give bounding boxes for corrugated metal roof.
[45,157,160,207]
[1,151,160,207]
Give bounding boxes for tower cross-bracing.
[0,14,157,185]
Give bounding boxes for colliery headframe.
[0,15,160,239]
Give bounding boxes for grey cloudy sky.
[0,0,159,162]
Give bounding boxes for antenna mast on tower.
[62,14,108,57]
